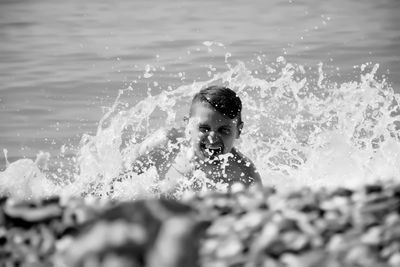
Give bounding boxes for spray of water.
[1,58,399,200]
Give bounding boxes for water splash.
[0,151,55,199]
[1,58,399,199]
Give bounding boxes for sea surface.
[0,0,400,198]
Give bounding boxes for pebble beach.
[1,181,400,267]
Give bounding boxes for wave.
[1,58,399,200]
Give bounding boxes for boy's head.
[187,86,244,160]
[189,85,243,125]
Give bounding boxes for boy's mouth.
[200,143,224,158]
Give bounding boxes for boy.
[126,85,262,192]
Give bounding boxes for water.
[0,0,400,199]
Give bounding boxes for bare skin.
[125,102,262,190]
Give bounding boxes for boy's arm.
[249,166,262,187]
[125,127,184,176]
[240,159,262,187]
[136,128,179,156]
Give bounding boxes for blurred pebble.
[389,252,400,267]
[344,245,377,266]
[361,226,384,245]
[4,202,62,223]
[207,216,236,236]
[380,242,400,260]
[331,187,353,197]
[101,254,138,267]
[365,184,383,194]
[233,211,265,233]
[201,238,220,256]
[281,231,310,252]
[384,212,400,227]
[271,214,298,232]
[261,256,283,267]
[215,236,243,259]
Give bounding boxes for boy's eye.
[220,128,231,135]
[198,126,210,133]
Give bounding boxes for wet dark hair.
[190,85,243,124]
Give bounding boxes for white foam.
[1,59,399,199]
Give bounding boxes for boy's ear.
[237,122,243,138]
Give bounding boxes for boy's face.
[187,102,243,161]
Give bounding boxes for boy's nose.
[207,132,219,143]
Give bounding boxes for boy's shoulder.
[230,148,255,169]
[230,148,262,186]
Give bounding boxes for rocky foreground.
[1,182,400,267]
